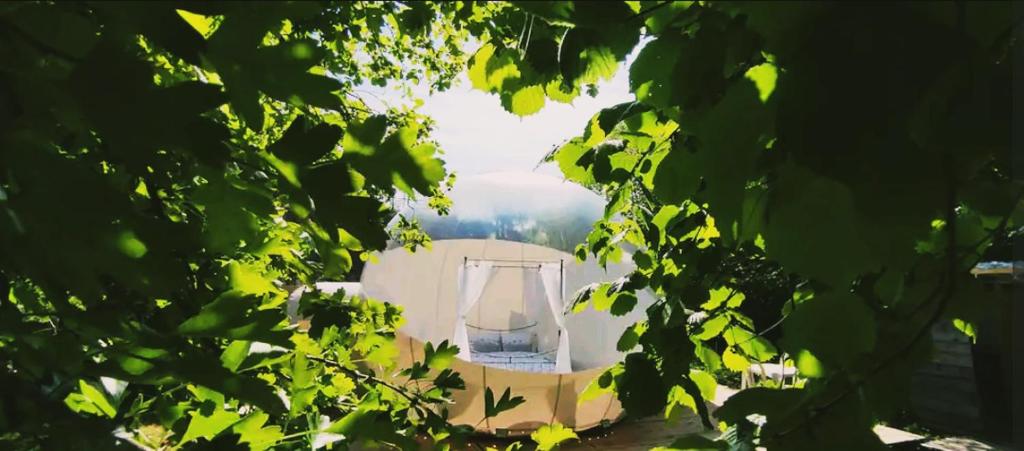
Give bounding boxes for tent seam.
[550,373,563,425]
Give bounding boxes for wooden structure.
[910,321,984,432]
[471,387,927,450]
[909,263,1017,443]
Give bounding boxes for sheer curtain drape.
[453,261,495,361]
[538,262,570,373]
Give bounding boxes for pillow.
[469,331,502,353]
[501,331,536,352]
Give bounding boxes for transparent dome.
[394,172,604,253]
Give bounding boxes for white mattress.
[469,330,537,353]
[470,351,556,373]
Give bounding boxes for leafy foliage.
[484,387,527,419]
[0,2,512,449]
[469,1,1020,449]
[1,2,1019,450]
[530,422,579,450]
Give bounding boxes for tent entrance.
[452,257,570,373]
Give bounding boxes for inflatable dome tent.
[299,172,655,435]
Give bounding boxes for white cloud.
[363,61,636,178]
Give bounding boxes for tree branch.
[0,20,82,63]
[307,355,425,407]
[630,1,674,23]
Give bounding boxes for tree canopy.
[0,2,1019,450]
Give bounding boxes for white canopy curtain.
[538,262,571,373]
[453,261,495,361]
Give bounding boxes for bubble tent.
[298,172,655,435]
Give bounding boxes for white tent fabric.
[538,262,571,373]
[357,239,658,435]
[453,261,495,361]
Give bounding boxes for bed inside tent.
[297,172,657,434]
[455,257,570,374]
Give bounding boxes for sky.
[364,61,636,178]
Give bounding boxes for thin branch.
[523,15,535,55]
[629,1,674,23]
[733,311,792,348]
[307,355,422,406]
[516,12,528,51]
[0,21,83,63]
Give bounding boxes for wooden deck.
[468,386,946,450]
[466,383,1012,450]
[562,411,713,450]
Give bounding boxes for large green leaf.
[651,79,772,242]
[484,387,525,418]
[763,163,877,288]
[779,292,877,371]
[271,116,343,166]
[616,353,667,417]
[531,422,578,450]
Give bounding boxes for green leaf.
[313,234,354,278]
[779,292,876,371]
[288,386,318,417]
[596,101,652,134]
[271,116,343,166]
[694,343,722,372]
[689,370,717,402]
[617,322,646,352]
[484,387,525,418]
[424,340,458,370]
[716,387,886,450]
[175,356,287,415]
[722,348,749,372]
[617,353,667,417]
[531,422,578,450]
[346,124,446,196]
[589,283,614,312]
[178,291,254,335]
[512,2,572,24]
[952,318,977,342]
[723,326,777,362]
[702,287,741,310]
[693,315,729,341]
[356,333,399,369]
[553,139,595,186]
[220,341,251,372]
[227,261,278,296]
[324,405,375,436]
[744,63,778,103]
[467,43,517,92]
[609,291,638,316]
[311,194,389,251]
[651,80,772,243]
[76,379,119,418]
[231,413,283,451]
[432,368,465,392]
[7,4,99,59]
[177,290,287,345]
[715,387,803,425]
[643,1,694,34]
[180,408,242,444]
[193,174,274,254]
[504,84,546,116]
[558,29,616,85]
[341,115,389,155]
[764,163,877,287]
